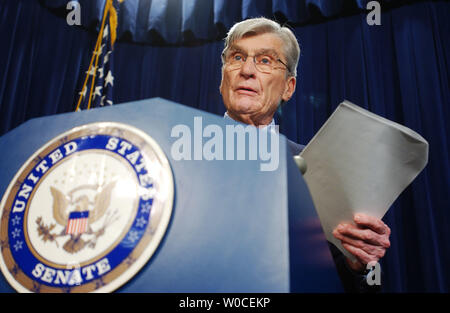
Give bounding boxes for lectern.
[0,98,343,292]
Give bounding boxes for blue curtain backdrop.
[0,0,449,292]
[40,0,400,44]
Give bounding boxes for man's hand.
[332,213,391,273]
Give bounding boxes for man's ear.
[282,76,296,102]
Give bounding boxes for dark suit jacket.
[287,138,380,293]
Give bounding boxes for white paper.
[300,100,428,259]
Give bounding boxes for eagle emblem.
[36,181,118,254]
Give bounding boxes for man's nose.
[239,57,257,77]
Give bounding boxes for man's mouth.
[235,86,258,95]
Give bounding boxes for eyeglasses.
[223,51,289,74]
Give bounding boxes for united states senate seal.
[0,122,174,292]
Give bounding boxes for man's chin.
[230,99,262,114]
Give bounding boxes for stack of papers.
[300,100,429,259]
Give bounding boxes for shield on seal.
[66,211,89,235]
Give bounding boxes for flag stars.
[105,71,114,87]
[100,95,113,106]
[104,51,112,64]
[79,86,87,98]
[86,66,97,76]
[93,86,103,99]
[98,67,104,78]
[77,19,114,110]
[94,44,105,56]
[103,25,109,39]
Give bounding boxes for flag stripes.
[66,211,90,235]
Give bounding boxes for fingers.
[354,213,391,236]
[333,229,387,260]
[341,243,379,266]
[332,214,391,268]
[335,223,391,248]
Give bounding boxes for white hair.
[221,17,300,77]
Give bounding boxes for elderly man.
[220,17,391,292]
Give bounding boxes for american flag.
[66,211,90,235]
[75,0,121,110]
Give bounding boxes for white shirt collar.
[223,112,276,128]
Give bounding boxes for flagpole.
[74,32,102,111]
